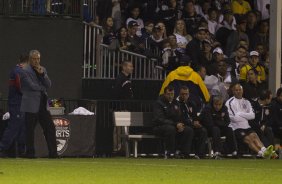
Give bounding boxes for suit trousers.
[25,97,57,157]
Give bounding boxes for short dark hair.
[276,87,282,97]
[247,68,258,76]
[259,90,272,100]
[180,85,189,91]
[164,85,174,93]
[19,53,29,63]
[122,60,132,66]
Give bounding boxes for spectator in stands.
[0,54,28,157]
[198,0,211,18]
[270,88,282,149]
[177,86,208,159]
[255,43,267,65]
[228,45,248,78]
[112,0,122,30]
[182,0,204,35]
[157,0,181,35]
[155,21,167,39]
[250,20,269,50]
[173,19,192,48]
[238,39,249,50]
[215,9,236,51]
[206,8,219,35]
[127,21,145,53]
[225,14,249,57]
[126,5,144,37]
[234,55,248,81]
[206,47,225,76]
[102,17,116,45]
[249,90,275,147]
[242,69,267,101]
[116,27,130,50]
[147,25,165,52]
[246,11,258,50]
[255,0,270,20]
[225,83,274,158]
[161,35,178,71]
[215,61,237,91]
[239,51,266,82]
[198,39,213,70]
[231,0,251,15]
[186,27,209,70]
[141,21,154,42]
[153,85,190,159]
[113,60,134,99]
[201,95,237,159]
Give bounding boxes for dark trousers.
[0,105,25,153]
[193,127,208,157]
[255,126,275,147]
[25,100,57,157]
[207,126,237,154]
[153,124,176,153]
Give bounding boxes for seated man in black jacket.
[201,95,237,158]
[249,90,275,147]
[153,85,190,158]
[177,86,208,158]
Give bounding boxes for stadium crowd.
[108,0,281,159]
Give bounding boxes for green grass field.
[0,158,281,184]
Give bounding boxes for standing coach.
[20,50,57,158]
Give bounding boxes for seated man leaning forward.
[153,85,191,159]
[225,83,275,159]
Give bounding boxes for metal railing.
[0,0,96,18]
[83,22,166,80]
[83,22,103,78]
[98,44,165,80]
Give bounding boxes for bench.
[113,111,159,158]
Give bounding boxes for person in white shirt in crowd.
[173,19,192,48]
[225,83,275,158]
[205,8,219,35]
[126,5,144,37]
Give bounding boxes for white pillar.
[269,0,282,94]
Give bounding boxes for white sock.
[261,147,266,152]
[258,150,263,157]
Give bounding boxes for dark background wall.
[0,17,83,99]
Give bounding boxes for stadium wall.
[0,17,83,99]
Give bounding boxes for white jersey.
[225,97,255,130]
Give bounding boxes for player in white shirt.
[226,83,275,158]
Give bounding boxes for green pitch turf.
[0,158,281,184]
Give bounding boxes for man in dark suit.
[20,50,57,158]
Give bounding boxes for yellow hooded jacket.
[159,66,210,102]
